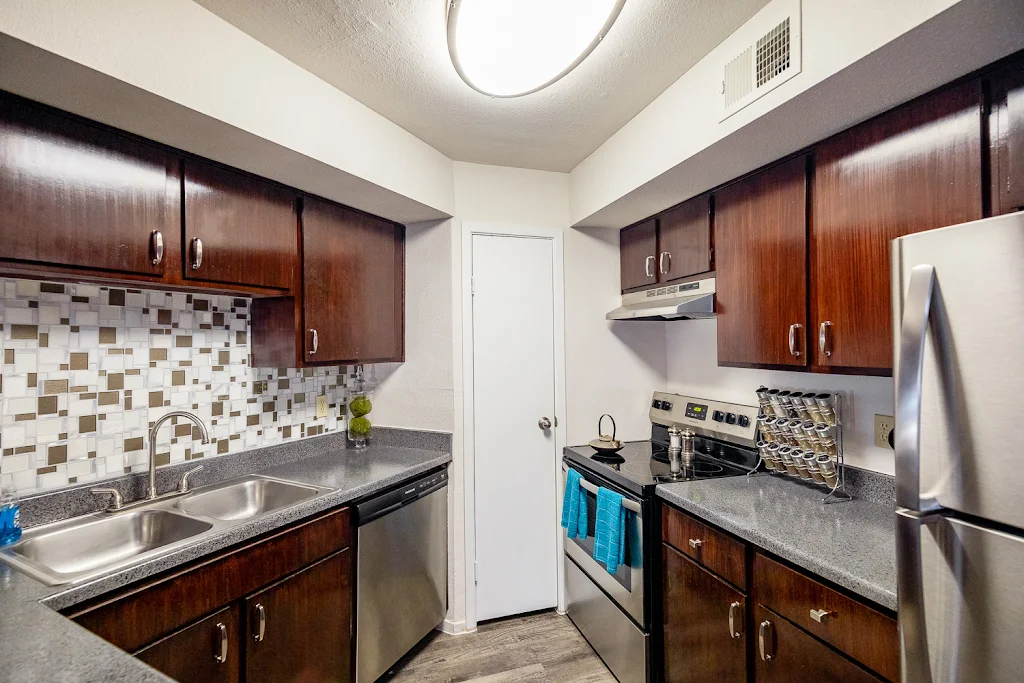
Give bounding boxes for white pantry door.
[472,233,558,621]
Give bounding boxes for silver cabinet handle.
[308,328,319,355]
[538,417,552,431]
[150,230,164,266]
[895,264,940,513]
[809,608,834,623]
[645,255,655,278]
[214,622,228,663]
[728,601,743,639]
[253,603,266,642]
[178,465,203,493]
[659,251,671,275]
[759,620,774,661]
[688,538,702,549]
[818,321,833,357]
[190,237,203,270]
[788,323,803,357]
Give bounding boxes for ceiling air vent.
[721,0,801,121]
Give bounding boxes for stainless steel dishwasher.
[355,469,447,683]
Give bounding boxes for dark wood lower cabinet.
[754,605,883,683]
[136,605,241,683]
[663,543,747,683]
[245,549,353,683]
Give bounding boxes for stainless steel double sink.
[0,475,333,586]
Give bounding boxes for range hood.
[606,277,715,321]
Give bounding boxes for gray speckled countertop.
[657,474,897,611]
[0,437,450,682]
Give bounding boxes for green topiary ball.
[350,395,372,418]
[349,416,372,437]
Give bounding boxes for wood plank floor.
[382,611,617,683]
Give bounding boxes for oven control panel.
[649,392,758,445]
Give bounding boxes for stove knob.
[652,400,662,409]
[738,415,751,428]
[712,410,725,422]
[662,401,673,411]
[725,413,737,425]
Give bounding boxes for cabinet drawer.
[135,604,241,683]
[71,506,351,653]
[754,553,898,681]
[662,505,746,589]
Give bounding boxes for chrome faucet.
[147,411,210,500]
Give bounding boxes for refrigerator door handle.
[895,264,942,514]
[896,510,941,683]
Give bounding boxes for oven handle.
[563,466,642,514]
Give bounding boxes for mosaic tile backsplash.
[0,278,350,494]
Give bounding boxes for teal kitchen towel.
[560,468,588,540]
[594,487,626,574]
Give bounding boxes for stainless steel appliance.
[606,277,715,320]
[892,212,1024,683]
[562,392,759,683]
[355,469,448,683]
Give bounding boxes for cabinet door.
[183,159,297,290]
[663,544,746,683]
[715,156,808,368]
[620,219,658,291]
[754,605,882,683]
[658,194,712,283]
[990,58,1024,215]
[135,604,241,683]
[812,81,983,372]
[0,95,178,276]
[245,549,352,683]
[302,197,404,363]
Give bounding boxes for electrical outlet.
[874,414,895,449]
[316,395,329,419]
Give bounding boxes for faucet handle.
[91,488,124,511]
[178,466,204,493]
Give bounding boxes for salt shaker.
[667,425,683,477]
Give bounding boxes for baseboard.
[441,617,475,635]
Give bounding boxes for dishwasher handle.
[356,469,448,526]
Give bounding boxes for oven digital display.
[685,403,708,420]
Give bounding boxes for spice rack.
[750,387,851,504]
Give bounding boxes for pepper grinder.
[667,425,683,477]
[680,428,695,466]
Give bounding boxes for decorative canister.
[347,366,374,449]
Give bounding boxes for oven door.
[562,466,645,625]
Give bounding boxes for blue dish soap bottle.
[0,487,22,545]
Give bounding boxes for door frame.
[461,222,567,631]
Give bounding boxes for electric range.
[561,392,760,683]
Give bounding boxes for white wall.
[0,0,454,224]
[665,320,896,475]
[569,0,1024,228]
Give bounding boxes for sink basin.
[177,476,321,521]
[3,509,212,584]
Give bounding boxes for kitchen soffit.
[194,0,769,172]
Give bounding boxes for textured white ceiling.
[194,0,769,172]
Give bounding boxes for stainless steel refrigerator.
[892,211,1024,683]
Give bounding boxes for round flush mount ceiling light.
[447,0,626,98]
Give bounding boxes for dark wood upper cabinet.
[135,604,241,683]
[811,80,983,373]
[302,197,405,364]
[754,605,883,683]
[620,218,658,291]
[990,58,1024,215]
[245,549,352,683]
[663,544,747,683]
[658,194,712,283]
[0,94,179,276]
[715,156,808,368]
[183,159,298,290]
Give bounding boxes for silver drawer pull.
[253,603,266,642]
[759,620,774,661]
[214,622,228,663]
[150,230,164,266]
[309,328,319,355]
[810,608,835,623]
[659,251,671,275]
[819,321,833,357]
[645,255,655,278]
[688,538,702,549]
[728,601,743,639]
[788,323,803,357]
[190,237,204,270]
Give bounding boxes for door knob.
[538,417,552,431]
